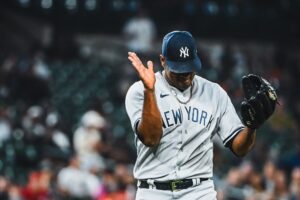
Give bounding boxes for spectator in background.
[43,111,71,160]
[8,184,23,200]
[269,169,290,200]
[57,155,101,200]
[239,160,255,188]
[123,8,156,55]
[263,160,276,193]
[290,167,300,200]
[22,105,46,138]
[219,167,247,200]
[114,163,136,200]
[97,169,122,200]
[73,110,106,173]
[21,171,50,200]
[0,177,23,200]
[247,172,268,200]
[97,164,135,200]
[0,176,9,200]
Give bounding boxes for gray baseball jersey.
[125,71,244,181]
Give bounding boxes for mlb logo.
[180,47,189,58]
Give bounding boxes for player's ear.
[160,54,167,69]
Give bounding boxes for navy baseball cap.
[162,31,202,73]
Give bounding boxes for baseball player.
[125,31,277,200]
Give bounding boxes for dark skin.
[128,52,256,157]
[160,55,195,92]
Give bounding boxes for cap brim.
[166,57,202,73]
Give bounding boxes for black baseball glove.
[241,74,278,129]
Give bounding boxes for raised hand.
[128,52,156,91]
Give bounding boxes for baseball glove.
[241,74,278,129]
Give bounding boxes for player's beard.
[176,79,193,91]
[164,70,195,91]
[172,73,194,91]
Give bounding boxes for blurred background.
[0,0,299,199]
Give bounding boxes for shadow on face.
[165,70,195,91]
[160,54,195,91]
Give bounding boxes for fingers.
[128,52,141,63]
[242,76,257,100]
[256,91,274,117]
[128,52,143,65]
[248,74,262,90]
[241,99,265,129]
[128,52,144,71]
[241,101,256,128]
[248,97,265,123]
[128,52,154,71]
[147,61,153,72]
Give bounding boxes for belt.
[138,178,209,191]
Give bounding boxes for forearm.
[138,89,163,147]
[231,127,256,157]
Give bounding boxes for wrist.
[144,87,155,93]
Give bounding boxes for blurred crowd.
[1,2,300,200]
[0,50,136,199]
[0,102,136,200]
[215,160,300,200]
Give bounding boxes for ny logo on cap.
[180,47,189,58]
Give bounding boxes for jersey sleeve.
[216,86,245,147]
[125,81,144,133]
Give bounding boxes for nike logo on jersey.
[160,93,169,98]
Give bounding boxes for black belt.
[138,178,209,191]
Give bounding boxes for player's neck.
[161,71,194,104]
